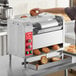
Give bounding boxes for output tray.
[27,55,72,70]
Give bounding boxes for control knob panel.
[25,32,33,56]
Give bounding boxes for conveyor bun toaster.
[8,13,72,71]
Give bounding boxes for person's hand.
[30,8,43,16]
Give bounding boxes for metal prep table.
[0,26,7,56]
[0,55,76,76]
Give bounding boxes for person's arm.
[41,8,65,14]
[30,8,66,16]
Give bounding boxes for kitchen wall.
[56,0,69,7]
[8,0,70,16]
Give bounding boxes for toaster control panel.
[25,32,33,56]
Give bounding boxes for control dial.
[27,45,31,49]
[28,39,31,43]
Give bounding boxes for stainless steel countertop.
[0,55,76,76]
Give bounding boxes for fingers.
[30,8,40,16]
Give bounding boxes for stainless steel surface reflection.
[0,55,25,76]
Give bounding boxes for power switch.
[30,50,32,54]
[26,51,29,54]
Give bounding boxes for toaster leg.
[9,54,12,68]
[1,36,4,56]
[64,69,68,76]
[6,35,8,55]
[24,58,26,68]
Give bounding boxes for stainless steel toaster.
[8,13,64,58]
[8,13,74,75]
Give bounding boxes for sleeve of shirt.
[65,7,76,20]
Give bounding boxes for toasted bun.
[69,45,75,49]
[52,44,60,50]
[51,57,61,62]
[67,48,76,53]
[33,49,41,55]
[65,45,76,53]
[40,56,48,64]
[42,47,50,53]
